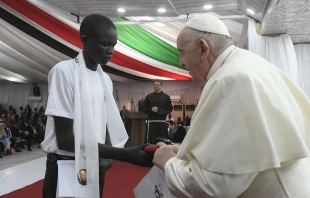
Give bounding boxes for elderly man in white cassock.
[153,14,310,198]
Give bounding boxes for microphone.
[144,145,159,153]
[131,99,135,111]
[144,138,174,153]
[134,103,139,111]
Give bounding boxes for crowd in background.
[166,115,191,143]
[0,104,46,158]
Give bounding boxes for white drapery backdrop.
[247,19,299,85]
[114,90,146,111]
[0,81,201,112]
[294,44,310,98]
[0,18,70,83]
[113,81,201,110]
[165,86,202,105]
[0,84,48,110]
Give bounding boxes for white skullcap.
[185,14,230,37]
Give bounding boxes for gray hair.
[181,27,233,52]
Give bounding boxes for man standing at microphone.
[143,80,173,144]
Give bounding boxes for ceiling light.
[158,8,166,13]
[117,8,125,13]
[204,5,213,9]
[7,77,22,82]
[0,75,23,83]
[247,8,255,15]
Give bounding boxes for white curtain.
[0,81,202,112]
[294,44,310,98]
[113,81,202,110]
[114,90,145,111]
[0,84,48,110]
[165,86,202,105]
[248,19,299,85]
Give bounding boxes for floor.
[0,146,152,197]
[0,146,46,196]
[0,146,45,171]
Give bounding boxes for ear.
[199,39,209,60]
[81,35,88,45]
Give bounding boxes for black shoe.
[16,149,22,152]
[27,148,32,151]
[0,154,3,158]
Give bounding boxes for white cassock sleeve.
[165,157,258,198]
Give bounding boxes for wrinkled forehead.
[177,29,192,50]
[177,30,185,48]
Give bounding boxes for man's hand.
[153,142,177,170]
[126,144,154,167]
[151,107,158,112]
[156,142,180,153]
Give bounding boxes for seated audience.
[0,119,12,154]
[0,142,4,158]
[173,123,187,143]
[35,117,45,146]
[22,118,34,151]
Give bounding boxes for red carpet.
[2,161,150,198]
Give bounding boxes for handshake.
[126,138,180,170]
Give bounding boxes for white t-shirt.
[41,58,112,156]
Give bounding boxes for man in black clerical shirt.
[143,80,173,144]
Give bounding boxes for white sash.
[73,52,128,197]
